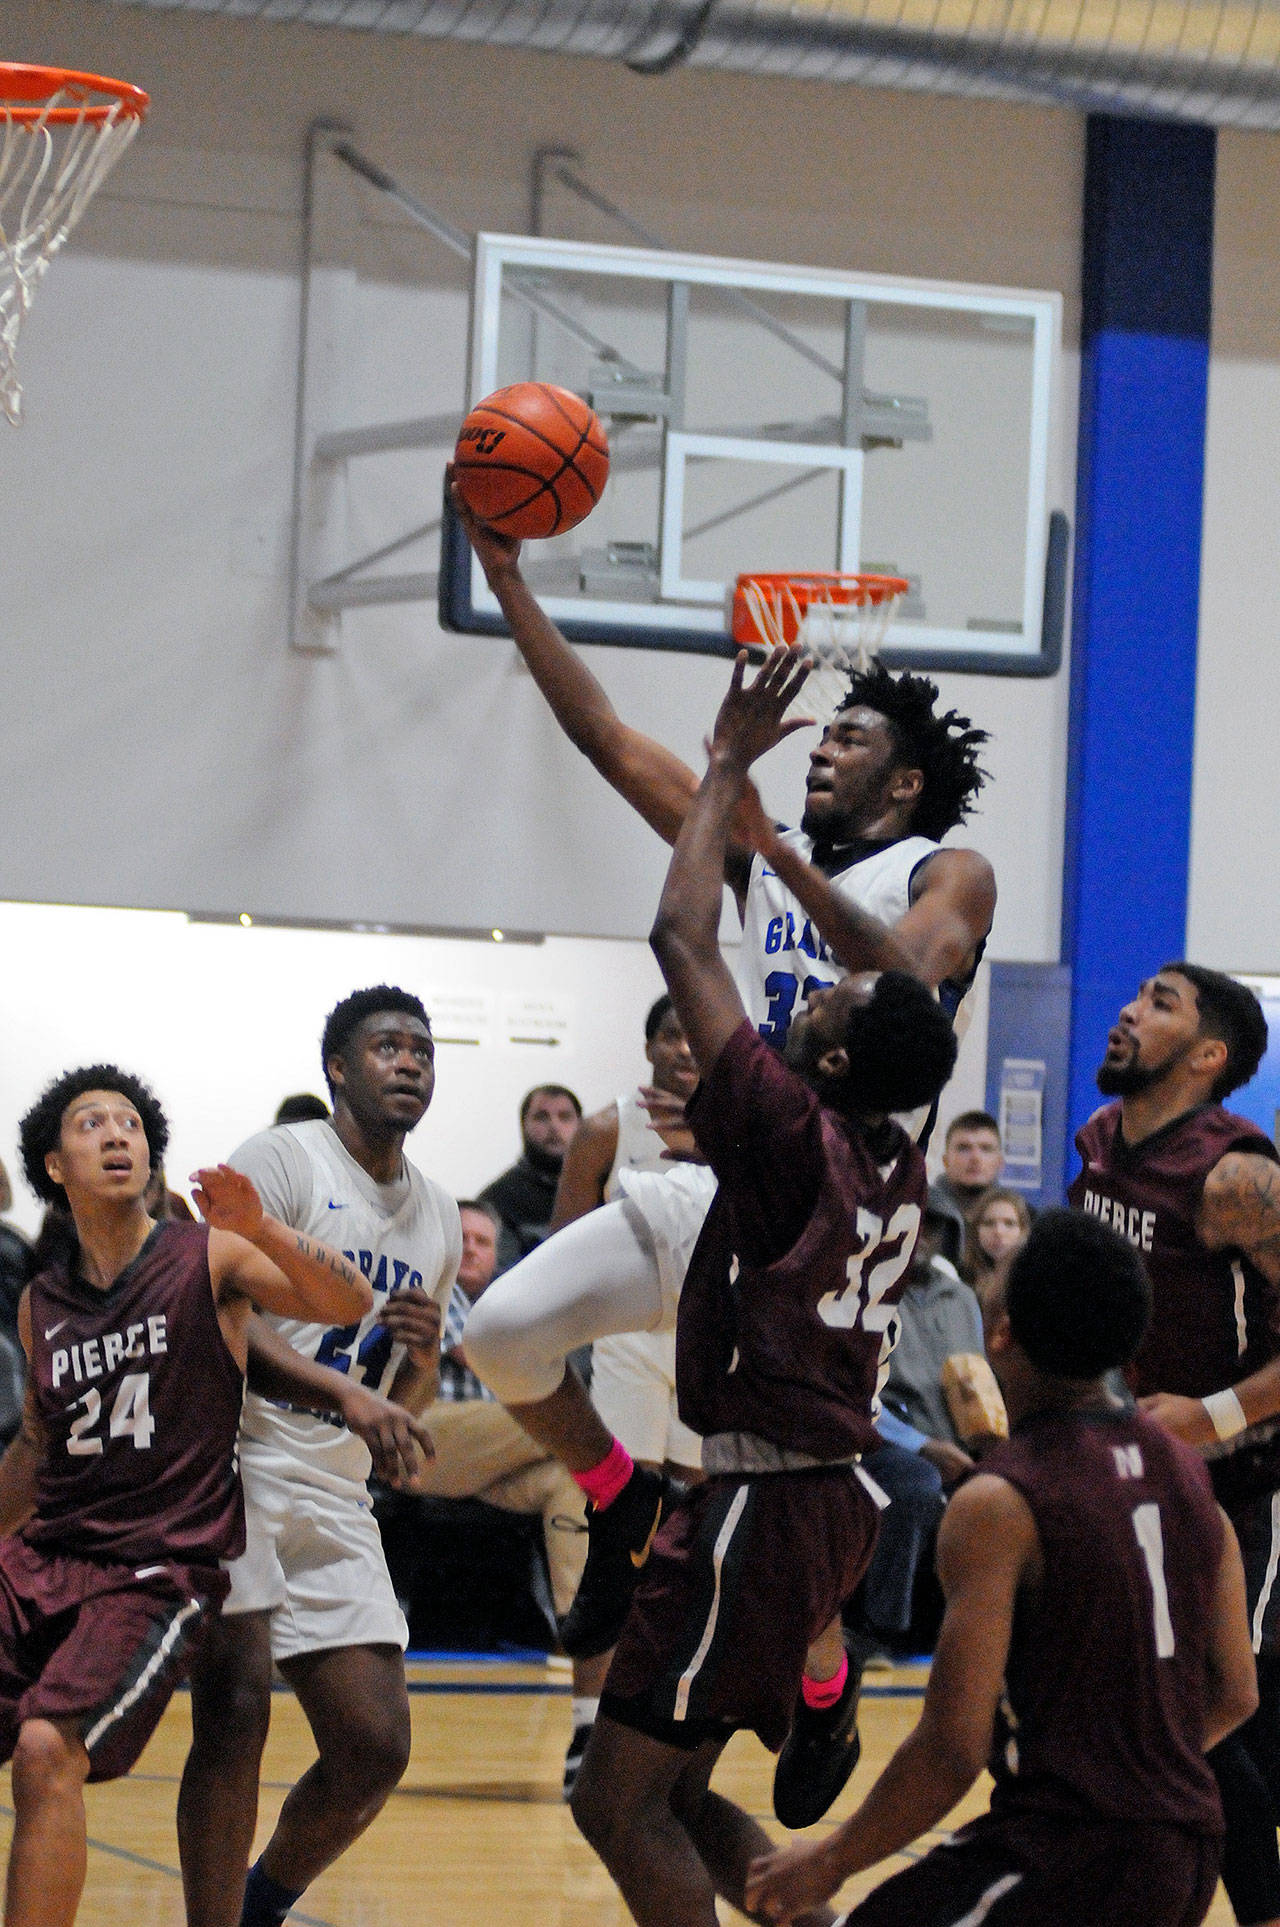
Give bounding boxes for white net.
[0,79,143,424]
[734,574,907,722]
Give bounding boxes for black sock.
[240,1860,305,1927]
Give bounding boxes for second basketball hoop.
[0,62,149,424]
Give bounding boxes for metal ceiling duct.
[91,0,1280,128]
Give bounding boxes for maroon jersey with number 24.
[23,1220,246,1570]
[677,1021,927,1460]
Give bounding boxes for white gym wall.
[0,902,673,1236]
[3,0,1079,972]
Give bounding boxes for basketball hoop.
[0,63,149,424]
[730,571,910,721]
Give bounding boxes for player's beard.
[1096,1055,1164,1097]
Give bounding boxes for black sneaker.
[562,1720,593,1800]
[772,1647,864,1829]
[558,1465,668,1659]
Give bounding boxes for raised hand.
[710,646,815,777]
[447,464,523,581]
[377,1289,442,1370]
[637,1085,705,1164]
[190,1164,265,1240]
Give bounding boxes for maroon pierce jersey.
[677,1021,927,1459]
[987,1405,1224,1836]
[1069,1103,1280,1402]
[24,1221,246,1569]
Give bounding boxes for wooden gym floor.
[19,1656,1236,1925]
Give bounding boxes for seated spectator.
[932,1109,1004,1217]
[882,1188,984,1448]
[963,1184,1033,1336]
[0,1160,28,1443]
[481,1085,582,1272]
[845,1190,985,1672]
[404,1199,605,1795]
[274,1092,330,1125]
[0,1157,35,1343]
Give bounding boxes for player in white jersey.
[178,986,461,1927]
[554,993,705,1482]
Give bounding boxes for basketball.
[453,382,610,540]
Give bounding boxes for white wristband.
[1203,1387,1248,1442]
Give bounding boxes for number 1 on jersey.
[1132,1501,1176,1658]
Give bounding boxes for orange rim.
[736,571,909,605]
[0,62,149,125]
[732,571,909,646]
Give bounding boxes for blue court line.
[395,1677,927,1698]
[182,1671,928,1701]
[0,1803,338,1927]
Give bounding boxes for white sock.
[572,1695,600,1729]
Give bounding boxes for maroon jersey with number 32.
[987,1405,1224,1836]
[677,1021,926,1459]
[23,1221,246,1569]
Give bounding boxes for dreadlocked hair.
[838,659,990,840]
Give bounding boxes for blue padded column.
[1062,115,1216,1144]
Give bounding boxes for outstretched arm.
[1143,1151,1280,1445]
[197,1165,374,1328]
[246,1315,434,1487]
[745,1475,1034,1924]
[651,648,812,1077]
[451,478,702,846]
[748,805,995,990]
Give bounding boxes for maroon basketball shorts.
[841,1809,1221,1927]
[0,1536,223,1781]
[602,1463,880,1752]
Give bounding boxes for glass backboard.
[440,234,1065,675]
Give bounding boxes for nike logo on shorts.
[630,1499,664,1570]
[134,1565,167,1580]
[327,1200,346,1210]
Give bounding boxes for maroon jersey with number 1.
[677,1020,927,1459]
[23,1220,246,1569]
[987,1405,1224,1837]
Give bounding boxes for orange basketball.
[453,382,610,540]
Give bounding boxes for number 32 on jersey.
[818,1204,921,1392]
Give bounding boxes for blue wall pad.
[1062,116,1216,1143]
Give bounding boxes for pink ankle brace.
[801,1652,849,1710]
[574,1437,634,1510]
